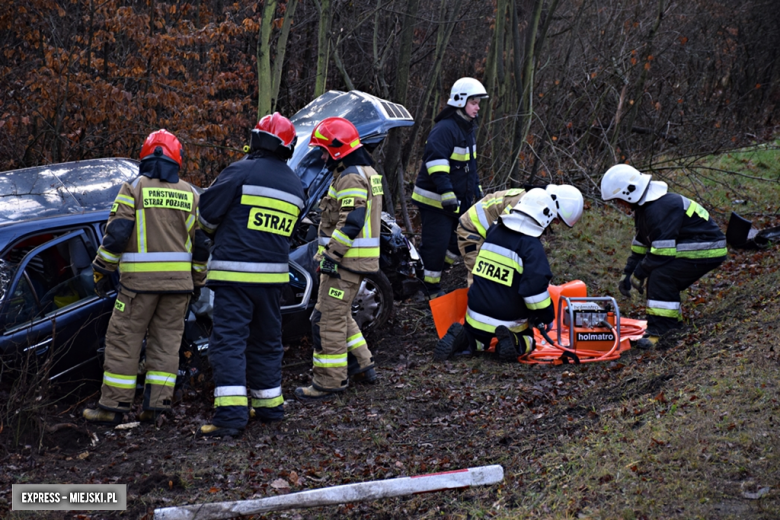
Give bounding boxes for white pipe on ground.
[154,465,504,520]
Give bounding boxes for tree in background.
[1,0,777,211]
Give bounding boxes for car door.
[0,229,116,379]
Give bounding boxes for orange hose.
[517,318,646,365]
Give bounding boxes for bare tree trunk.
[383,0,420,223]
[271,0,298,112]
[314,0,332,97]
[399,0,463,178]
[609,0,665,161]
[257,0,278,119]
[477,0,508,179]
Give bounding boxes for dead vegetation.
[1,202,779,519]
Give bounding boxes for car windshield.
[288,90,414,194]
[0,158,138,225]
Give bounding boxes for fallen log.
[154,464,504,520]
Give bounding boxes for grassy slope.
[2,148,779,520]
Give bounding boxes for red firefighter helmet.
[309,117,362,160]
[140,129,183,167]
[254,112,297,150]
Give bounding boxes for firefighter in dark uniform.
[84,130,209,424]
[601,164,727,349]
[434,189,559,362]
[412,77,488,297]
[197,113,305,436]
[295,117,381,401]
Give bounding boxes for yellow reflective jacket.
[459,188,526,239]
[94,176,206,293]
[316,164,383,274]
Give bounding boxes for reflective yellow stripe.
[252,396,284,408]
[103,371,136,389]
[337,188,367,200]
[332,229,354,247]
[676,247,728,259]
[347,333,366,351]
[98,246,120,264]
[115,194,135,208]
[343,247,380,258]
[120,261,191,273]
[685,200,710,220]
[427,164,450,174]
[313,352,348,367]
[450,151,470,161]
[145,371,176,387]
[412,190,443,209]
[193,262,207,272]
[214,396,248,407]
[136,209,147,252]
[240,195,301,217]
[207,270,288,283]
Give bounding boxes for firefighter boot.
[433,323,468,361]
[197,424,243,437]
[495,326,535,361]
[348,354,377,384]
[495,326,520,361]
[138,410,161,423]
[82,408,122,425]
[294,386,338,402]
[635,335,659,350]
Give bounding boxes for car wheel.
[352,270,393,335]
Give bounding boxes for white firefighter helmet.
[546,184,584,227]
[600,164,651,204]
[500,188,557,237]
[447,77,489,108]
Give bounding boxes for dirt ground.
[1,241,779,519]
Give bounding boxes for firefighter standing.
[601,164,727,349]
[412,77,488,297]
[295,117,380,401]
[434,189,559,362]
[84,130,209,424]
[457,185,583,285]
[197,114,305,436]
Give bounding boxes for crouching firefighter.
[197,114,305,437]
[84,130,209,424]
[457,184,583,285]
[434,189,558,362]
[601,164,727,349]
[295,117,381,402]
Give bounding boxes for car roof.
[0,158,139,226]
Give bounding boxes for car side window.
[1,231,97,331]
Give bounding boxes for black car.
[0,90,419,380]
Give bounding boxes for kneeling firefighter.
[197,113,305,436]
[434,189,559,362]
[84,130,209,424]
[601,164,727,349]
[295,117,381,401]
[457,184,583,285]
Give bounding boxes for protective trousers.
[456,224,482,286]
[209,285,284,429]
[646,258,724,335]
[419,207,460,292]
[99,289,189,413]
[311,269,374,392]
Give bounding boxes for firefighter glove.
[441,192,459,213]
[630,274,646,295]
[93,270,110,299]
[318,257,340,277]
[619,275,632,297]
[193,286,202,302]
